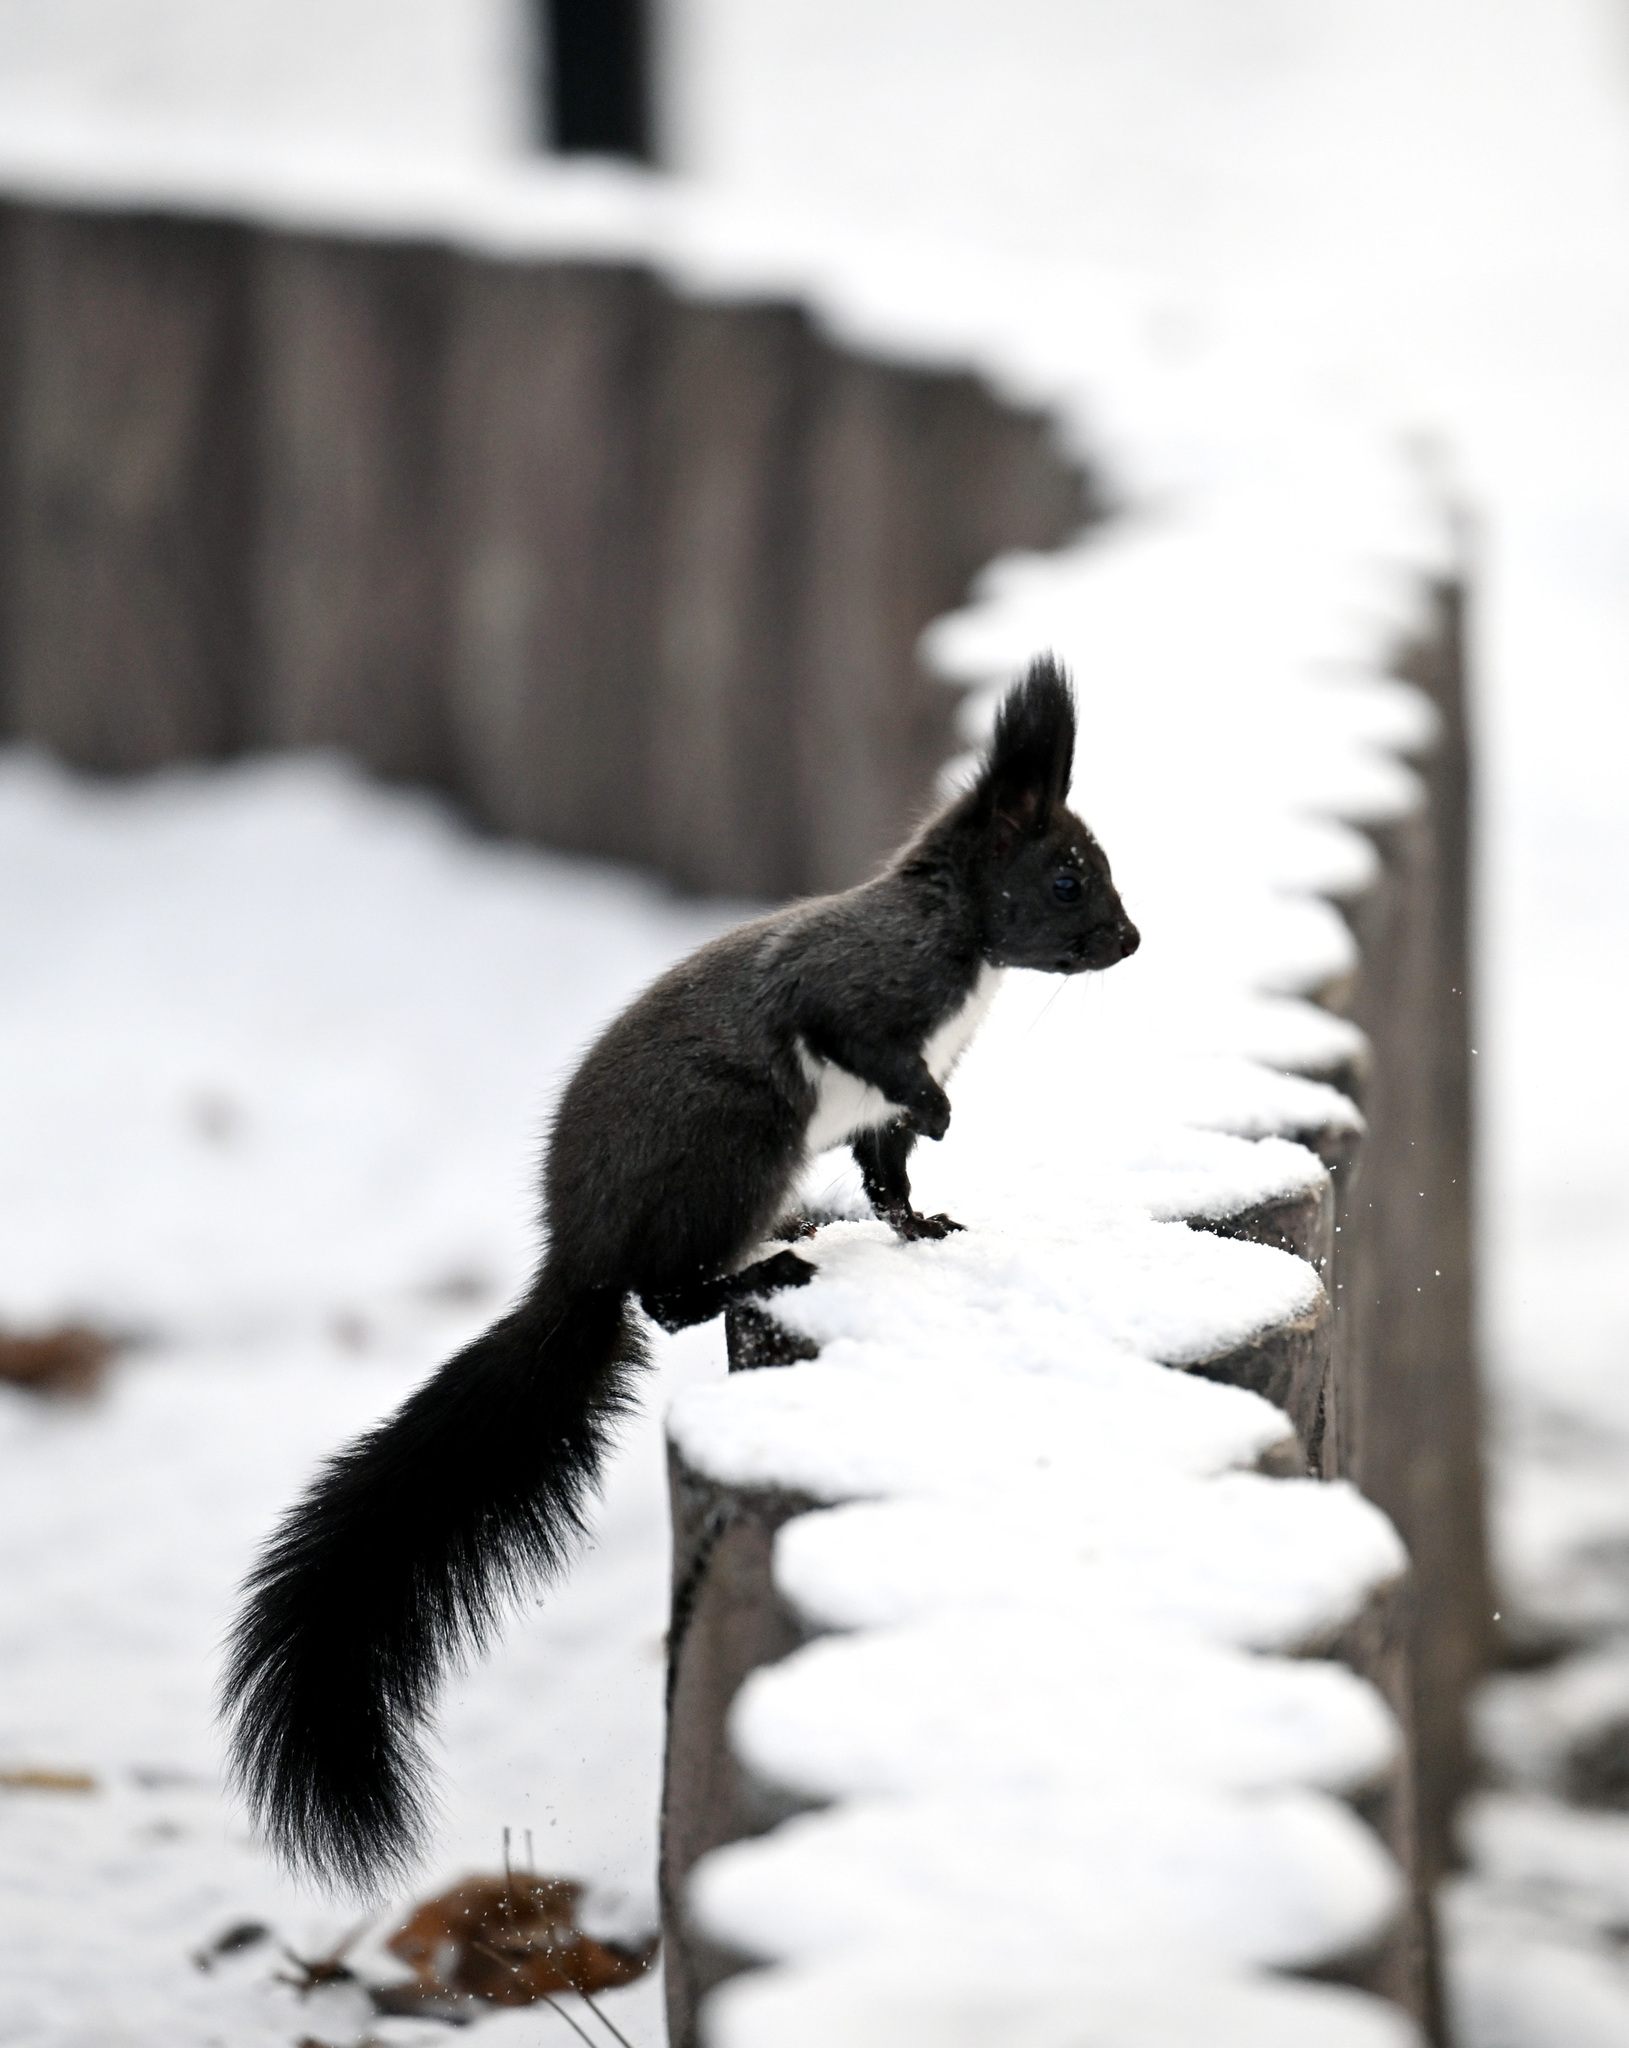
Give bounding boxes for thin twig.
[541,1993,600,2046]
[580,1987,638,2048]
[275,1915,371,1995]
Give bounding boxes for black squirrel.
[221,656,1138,1894]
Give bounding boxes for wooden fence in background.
[0,198,1094,898]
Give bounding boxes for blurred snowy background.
[1,3,1628,2045]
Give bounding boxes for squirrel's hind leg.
[853,1120,965,1243]
[640,1250,814,1334]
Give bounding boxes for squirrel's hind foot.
[641,1248,814,1334]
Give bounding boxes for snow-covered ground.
[2,3,1629,2044]
[0,759,744,2047]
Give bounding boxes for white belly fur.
[797,963,1005,1155]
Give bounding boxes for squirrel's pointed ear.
[972,656,1077,846]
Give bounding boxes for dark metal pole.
[535,0,655,162]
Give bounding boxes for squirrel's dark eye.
[1051,874,1082,904]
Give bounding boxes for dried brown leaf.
[0,1768,98,1793]
[0,1325,116,1398]
[383,1872,657,2009]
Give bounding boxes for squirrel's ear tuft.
[973,655,1077,844]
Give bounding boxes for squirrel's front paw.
[884,1206,965,1243]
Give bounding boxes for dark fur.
[220,656,1137,1893]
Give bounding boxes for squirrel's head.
[963,657,1140,976]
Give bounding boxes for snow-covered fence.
[1339,585,1489,1901]
[660,513,1484,2046]
[0,187,1088,899]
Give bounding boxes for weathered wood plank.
[646,298,818,897]
[0,203,253,766]
[661,1450,817,2048]
[250,232,454,784]
[441,256,663,860]
[1326,589,1489,1878]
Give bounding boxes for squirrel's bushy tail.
[220,1281,645,1895]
